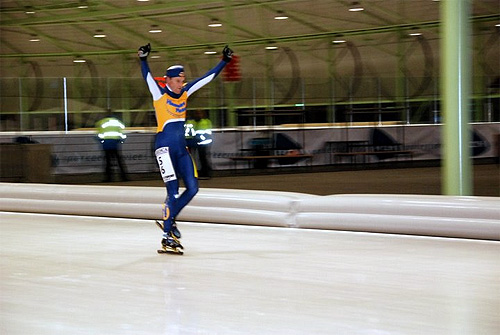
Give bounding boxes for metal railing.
[1,76,498,131]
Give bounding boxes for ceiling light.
[204,50,217,55]
[137,0,150,2]
[29,35,40,42]
[25,7,36,14]
[149,25,162,33]
[332,34,346,43]
[265,44,278,50]
[73,58,86,63]
[93,30,106,38]
[274,11,288,20]
[409,27,422,36]
[148,51,160,59]
[208,19,222,28]
[348,1,364,12]
[77,1,89,9]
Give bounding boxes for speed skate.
[155,220,183,255]
[157,236,184,255]
[155,220,182,239]
[157,247,183,255]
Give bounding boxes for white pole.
[18,78,23,131]
[63,77,68,134]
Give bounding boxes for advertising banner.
[0,123,498,175]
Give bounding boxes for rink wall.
[0,183,499,241]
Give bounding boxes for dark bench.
[334,150,413,164]
[230,154,313,169]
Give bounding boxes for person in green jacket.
[192,109,213,179]
[95,111,128,182]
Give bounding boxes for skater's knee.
[183,178,198,198]
[186,183,198,198]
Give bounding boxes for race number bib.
[155,147,176,182]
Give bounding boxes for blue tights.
[162,148,199,234]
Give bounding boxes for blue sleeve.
[140,59,163,100]
[140,59,150,81]
[184,60,227,97]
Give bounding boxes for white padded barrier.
[295,195,500,240]
[0,183,310,228]
[0,183,164,220]
[180,188,313,227]
[0,183,498,240]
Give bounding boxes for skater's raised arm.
[184,45,233,97]
[138,43,163,101]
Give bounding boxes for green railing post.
[441,0,473,195]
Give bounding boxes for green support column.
[327,38,335,124]
[441,0,473,195]
[396,29,407,124]
[18,78,25,131]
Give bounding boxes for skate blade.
[157,248,183,255]
[158,244,183,255]
[155,220,164,231]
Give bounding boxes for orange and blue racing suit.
[140,58,227,234]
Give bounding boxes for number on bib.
[155,147,176,182]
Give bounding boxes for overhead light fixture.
[93,30,106,38]
[208,19,222,27]
[348,1,364,12]
[77,1,89,9]
[332,34,346,43]
[265,43,278,50]
[274,11,288,20]
[29,34,40,42]
[73,57,86,63]
[409,27,422,36]
[149,25,162,33]
[149,51,160,59]
[137,0,150,2]
[204,46,217,55]
[25,6,36,14]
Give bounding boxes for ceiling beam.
[0,0,299,26]
[1,14,497,59]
